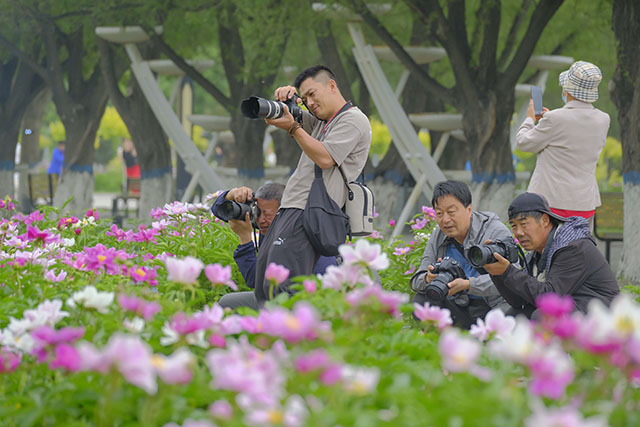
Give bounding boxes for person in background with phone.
[515,61,609,228]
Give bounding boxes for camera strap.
[319,101,353,139]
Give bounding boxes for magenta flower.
[85,208,99,220]
[536,293,574,318]
[413,302,453,330]
[105,224,134,242]
[295,349,331,373]
[411,217,427,230]
[0,349,22,373]
[258,302,331,343]
[32,325,85,346]
[44,269,67,282]
[393,246,410,256]
[165,256,204,284]
[205,263,237,290]
[206,336,286,407]
[320,363,343,385]
[527,343,575,399]
[117,294,161,321]
[49,343,82,371]
[265,262,290,285]
[303,280,317,294]
[388,219,396,227]
[421,206,436,218]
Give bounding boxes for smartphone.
[531,86,543,116]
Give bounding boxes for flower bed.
[0,196,638,426]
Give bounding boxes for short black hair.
[294,65,337,90]
[431,180,472,208]
[255,182,285,204]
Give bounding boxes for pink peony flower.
[44,269,67,283]
[303,280,317,294]
[165,256,204,284]
[439,329,491,381]
[413,302,453,330]
[0,349,22,373]
[153,347,194,385]
[209,400,233,420]
[295,349,331,373]
[265,262,290,285]
[49,343,82,371]
[536,293,574,318]
[205,263,237,290]
[339,239,389,271]
[117,294,161,321]
[345,284,409,318]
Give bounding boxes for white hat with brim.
[559,60,602,103]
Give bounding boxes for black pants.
[412,292,492,330]
[254,208,319,306]
[218,291,259,311]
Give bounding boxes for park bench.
[111,177,140,223]
[593,192,623,264]
[28,173,58,207]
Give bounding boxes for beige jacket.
[516,100,609,211]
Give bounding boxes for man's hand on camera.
[274,86,299,102]
[483,253,510,276]
[447,278,470,296]
[265,104,295,131]
[229,212,253,245]
[226,187,253,203]
[423,258,443,284]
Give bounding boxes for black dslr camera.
[466,239,519,268]
[214,198,260,230]
[241,94,304,123]
[426,257,468,306]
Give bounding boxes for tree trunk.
[611,0,640,283]
[229,113,267,179]
[139,174,173,220]
[53,101,107,214]
[466,91,516,220]
[273,129,301,170]
[19,88,52,212]
[0,125,20,200]
[0,59,46,201]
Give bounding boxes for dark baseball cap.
[508,192,568,222]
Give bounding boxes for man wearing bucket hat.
[515,61,610,226]
[482,192,619,319]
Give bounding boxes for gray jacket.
[410,210,513,310]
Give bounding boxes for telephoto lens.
[241,97,285,120]
[241,95,304,122]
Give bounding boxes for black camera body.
[215,199,261,230]
[466,239,519,268]
[241,94,304,123]
[426,257,468,305]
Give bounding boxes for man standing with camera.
[254,65,371,306]
[410,181,512,329]
[211,183,337,310]
[483,192,619,319]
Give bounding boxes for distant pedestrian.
[47,141,65,176]
[516,61,608,226]
[122,139,140,195]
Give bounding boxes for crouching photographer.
[410,181,514,329]
[483,192,620,319]
[211,183,337,310]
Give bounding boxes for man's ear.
[541,213,551,227]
